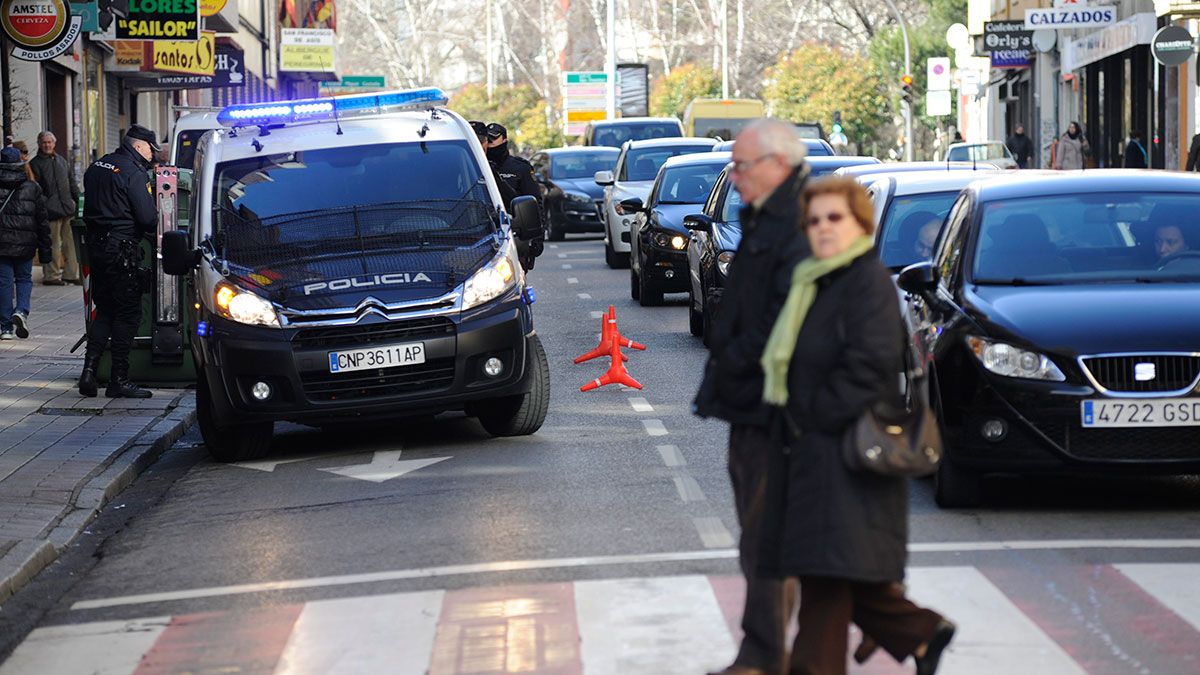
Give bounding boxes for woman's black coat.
[759,252,909,583]
[0,162,50,262]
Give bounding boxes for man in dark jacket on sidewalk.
[694,119,810,675]
[1006,124,1034,169]
[29,131,80,285]
[0,147,51,340]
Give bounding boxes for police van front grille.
[300,358,456,402]
[293,317,455,350]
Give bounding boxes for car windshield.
[655,162,726,204]
[948,143,1009,161]
[722,184,743,223]
[592,122,681,147]
[621,145,714,181]
[552,151,618,179]
[878,191,959,270]
[694,118,755,141]
[804,139,833,157]
[973,193,1200,284]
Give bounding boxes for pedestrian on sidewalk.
[1123,130,1149,169]
[0,146,51,340]
[693,118,810,675]
[11,141,35,181]
[1005,124,1034,169]
[757,177,955,675]
[1053,121,1090,170]
[77,125,159,399]
[29,131,81,286]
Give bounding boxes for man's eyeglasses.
[731,154,777,173]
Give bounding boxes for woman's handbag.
[842,363,943,478]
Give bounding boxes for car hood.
[614,181,654,200]
[966,284,1200,355]
[555,178,605,200]
[651,203,706,233]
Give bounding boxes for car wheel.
[630,267,641,300]
[688,289,704,337]
[933,459,983,508]
[605,239,619,268]
[197,375,273,462]
[546,217,565,242]
[476,335,550,437]
[638,270,663,306]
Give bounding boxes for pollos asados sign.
[1,0,82,61]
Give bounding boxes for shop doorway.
[44,68,70,143]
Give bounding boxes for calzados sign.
[116,0,199,41]
[1024,5,1116,30]
[1,0,82,61]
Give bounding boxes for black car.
[530,147,619,240]
[684,164,741,339]
[897,171,1200,507]
[623,152,730,306]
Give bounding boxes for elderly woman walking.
[757,177,955,675]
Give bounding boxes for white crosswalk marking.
[273,590,444,675]
[574,575,735,674]
[0,616,170,675]
[905,567,1087,675]
[1116,563,1200,631]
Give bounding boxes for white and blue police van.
[161,88,549,461]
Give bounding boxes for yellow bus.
[683,98,765,140]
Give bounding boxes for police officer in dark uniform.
[77,125,159,399]
[470,120,518,208]
[484,123,544,270]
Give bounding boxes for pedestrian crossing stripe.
[6,565,1200,674]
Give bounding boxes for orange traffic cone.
[574,306,644,364]
[578,306,646,392]
[581,328,644,391]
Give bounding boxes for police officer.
[77,125,159,399]
[484,123,544,270]
[470,120,518,208]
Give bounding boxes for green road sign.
[341,75,386,87]
[565,72,608,85]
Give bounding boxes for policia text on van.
[161,88,549,462]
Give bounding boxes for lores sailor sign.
[0,0,83,61]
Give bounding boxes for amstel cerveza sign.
[1,0,82,61]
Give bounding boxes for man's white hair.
[742,118,807,166]
[37,131,56,142]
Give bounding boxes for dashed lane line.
[628,397,653,413]
[562,264,573,269]
[578,293,592,300]
[590,311,605,319]
[657,445,686,467]
[693,517,736,549]
[567,278,579,284]
[641,419,668,436]
[673,475,706,503]
[558,253,568,258]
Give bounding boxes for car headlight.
[966,336,1065,381]
[463,242,520,310]
[214,283,280,327]
[717,251,735,276]
[650,229,688,250]
[564,191,592,205]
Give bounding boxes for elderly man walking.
[694,119,810,675]
[29,131,80,286]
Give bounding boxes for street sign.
[1151,25,1194,66]
[566,72,609,84]
[926,90,952,117]
[1025,5,1116,30]
[115,0,200,41]
[564,71,610,136]
[927,57,951,91]
[319,75,386,95]
[2,0,83,61]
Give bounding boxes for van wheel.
[546,219,565,242]
[630,268,641,300]
[688,291,704,337]
[477,335,550,437]
[933,459,983,508]
[197,376,273,462]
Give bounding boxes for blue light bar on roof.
[217,87,449,128]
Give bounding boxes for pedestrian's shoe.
[11,312,29,339]
[853,635,879,664]
[42,279,66,286]
[915,620,956,675]
[106,377,153,399]
[707,666,771,675]
[0,329,13,340]
[78,353,101,397]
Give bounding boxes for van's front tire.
[476,335,550,437]
[197,375,273,462]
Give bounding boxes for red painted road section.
[132,604,304,675]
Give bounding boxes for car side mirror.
[617,197,644,215]
[594,170,614,186]
[160,229,200,276]
[897,261,937,296]
[535,171,546,182]
[684,213,714,233]
[509,195,542,241]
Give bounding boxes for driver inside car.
[1155,224,1190,263]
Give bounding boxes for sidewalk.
[0,276,195,601]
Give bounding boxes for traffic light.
[901,74,914,106]
[832,110,843,135]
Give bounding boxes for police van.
[161,88,549,461]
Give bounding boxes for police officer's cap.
[486,123,507,140]
[125,124,161,152]
[469,121,488,138]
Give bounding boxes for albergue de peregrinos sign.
[1,0,83,61]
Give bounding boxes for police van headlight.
[214,283,281,327]
[462,244,520,310]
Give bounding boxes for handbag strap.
[0,189,15,217]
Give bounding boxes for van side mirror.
[594,170,614,186]
[161,229,200,275]
[684,213,714,233]
[897,261,936,295]
[509,195,542,241]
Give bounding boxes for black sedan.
[897,171,1200,507]
[623,152,730,306]
[530,147,619,240]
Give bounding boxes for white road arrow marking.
[318,450,450,483]
[233,452,351,473]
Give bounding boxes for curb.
[0,394,197,603]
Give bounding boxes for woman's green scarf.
[761,235,875,406]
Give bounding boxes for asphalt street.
[3,235,1200,674]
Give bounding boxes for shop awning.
[1062,13,1157,72]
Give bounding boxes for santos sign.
[1025,6,1116,30]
